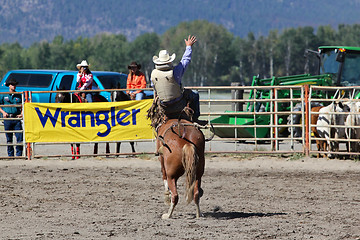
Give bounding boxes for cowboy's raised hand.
[185,35,197,47]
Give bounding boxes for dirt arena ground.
[0,154,359,240]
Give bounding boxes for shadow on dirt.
[204,211,287,220]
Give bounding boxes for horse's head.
[113,91,130,102]
[55,91,70,103]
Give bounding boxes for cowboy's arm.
[173,35,197,84]
[0,105,7,117]
[0,107,6,117]
[173,46,192,84]
[76,73,81,83]
[0,96,8,117]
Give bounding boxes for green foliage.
[2,21,360,87]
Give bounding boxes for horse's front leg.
[162,178,178,219]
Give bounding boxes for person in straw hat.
[76,60,93,102]
[126,61,147,100]
[0,78,23,157]
[150,35,206,125]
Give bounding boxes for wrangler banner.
[24,99,155,143]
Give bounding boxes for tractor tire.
[287,102,322,138]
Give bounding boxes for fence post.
[231,82,244,111]
[304,85,310,156]
[24,91,32,160]
[272,87,276,151]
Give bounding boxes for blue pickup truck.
[0,70,128,102]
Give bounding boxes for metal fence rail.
[195,85,306,154]
[2,85,360,159]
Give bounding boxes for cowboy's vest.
[151,67,183,103]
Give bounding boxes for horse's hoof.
[162,213,170,219]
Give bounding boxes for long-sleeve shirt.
[173,46,193,85]
[126,71,147,94]
[76,72,93,90]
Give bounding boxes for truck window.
[97,74,127,89]
[59,75,74,90]
[7,73,53,87]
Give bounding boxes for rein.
[74,93,83,103]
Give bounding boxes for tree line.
[1,20,360,87]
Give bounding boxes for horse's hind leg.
[193,179,203,218]
[130,142,136,153]
[162,178,178,219]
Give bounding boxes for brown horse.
[156,119,205,219]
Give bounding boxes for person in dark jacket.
[0,78,23,157]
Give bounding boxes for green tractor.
[210,46,360,139]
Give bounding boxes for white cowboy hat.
[76,60,90,69]
[152,50,176,64]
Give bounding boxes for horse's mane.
[147,97,166,130]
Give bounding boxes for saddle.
[147,96,194,130]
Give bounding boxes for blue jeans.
[186,90,200,120]
[4,119,23,157]
[85,93,93,103]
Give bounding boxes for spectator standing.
[0,78,23,157]
[126,61,147,100]
[76,60,93,102]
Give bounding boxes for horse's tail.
[182,143,198,204]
